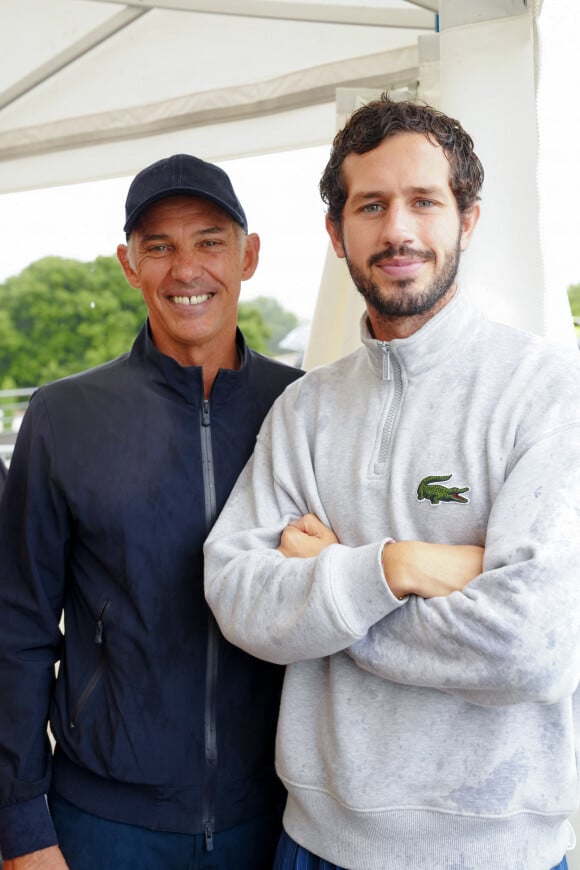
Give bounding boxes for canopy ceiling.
[0,0,437,192]
[1,0,577,354]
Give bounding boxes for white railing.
[0,387,36,466]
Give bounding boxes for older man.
[0,154,301,869]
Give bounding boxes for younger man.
[205,99,580,870]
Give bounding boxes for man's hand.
[383,541,484,600]
[277,517,483,598]
[3,847,69,869]
[278,513,338,558]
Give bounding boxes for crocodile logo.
[417,474,470,505]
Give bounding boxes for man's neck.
[366,285,457,342]
[150,327,241,399]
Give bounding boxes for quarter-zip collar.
[361,289,477,381]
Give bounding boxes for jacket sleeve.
[204,396,399,665]
[347,425,580,706]
[0,392,66,857]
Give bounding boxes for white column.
[305,0,578,367]
[438,0,576,347]
[439,6,580,863]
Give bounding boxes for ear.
[241,232,260,282]
[325,214,346,259]
[459,204,480,252]
[117,244,140,288]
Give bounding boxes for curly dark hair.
[320,95,484,228]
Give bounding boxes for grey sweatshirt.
[205,291,580,870]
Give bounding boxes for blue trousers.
[273,829,569,870]
[49,792,281,870]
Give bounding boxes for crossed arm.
[277,501,580,707]
[278,513,483,599]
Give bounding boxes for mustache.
[368,245,435,267]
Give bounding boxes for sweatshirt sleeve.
[347,424,580,706]
[0,393,67,857]
[204,394,398,665]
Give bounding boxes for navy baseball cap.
[123,153,248,236]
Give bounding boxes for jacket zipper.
[377,343,403,466]
[70,600,110,728]
[201,400,218,852]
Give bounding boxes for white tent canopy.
[0,0,434,190]
[1,0,578,353]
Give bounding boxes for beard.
[345,236,461,319]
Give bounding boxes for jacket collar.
[360,289,478,380]
[129,321,251,403]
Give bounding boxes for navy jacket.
[0,323,302,858]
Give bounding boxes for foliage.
[237,303,271,355]
[0,256,302,388]
[244,295,299,355]
[567,283,580,318]
[0,256,146,388]
[567,285,580,346]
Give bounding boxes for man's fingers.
[290,513,322,535]
[278,519,338,558]
[280,525,304,546]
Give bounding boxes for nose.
[380,201,416,249]
[170,249,204,283]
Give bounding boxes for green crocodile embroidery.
[417,474,470,505]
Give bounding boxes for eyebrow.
[407,186,447,198]
[139,233,170,243]
[139,225,227,243]
[198,225,228,235]
[350,185,447,203]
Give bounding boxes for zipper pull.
[204,825,214,852]
[201,400,211,427]
[94,601,110,645]
[382,344,392,381]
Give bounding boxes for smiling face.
[117,195,259,368]
[326,132,479,340]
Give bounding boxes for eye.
[360,202,384,214]
[415,199,436,208]
[144,244,171,257]
[200,238,224,248]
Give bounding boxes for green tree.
[0,257,302,389]
[567,283,580,318]
[0,256,146,388]
[567,284,580,345]
[245,296,299,355]
[237,303,271,354]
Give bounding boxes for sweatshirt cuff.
[328,540,401,636]
[378,537,408,603]
[0,794,58,860]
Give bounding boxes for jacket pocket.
[69,599,110,729]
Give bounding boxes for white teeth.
[171,294,211,305]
